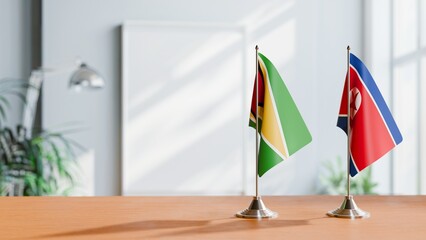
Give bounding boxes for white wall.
[42,0,363,195]
[0,0,32,127]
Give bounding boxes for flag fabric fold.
[250,53,312,177]
[337,53,403,177]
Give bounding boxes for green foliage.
[0,78,80,196]
[0,125,81,196]
[319,156,378,195]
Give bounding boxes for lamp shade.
[69,63,104,90]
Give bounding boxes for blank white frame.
[121,21,249,195]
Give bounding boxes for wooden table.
[0,196,425,239]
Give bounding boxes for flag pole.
[236,45,277,219]
[326,46,369,219]
[346,45,351,198]
[255,45,259,198]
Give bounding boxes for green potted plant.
[318,156,378,195]
[0,79,80,196]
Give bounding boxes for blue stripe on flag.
[349,157,358,177]
[349,53,403,144]
[337,116,348,134]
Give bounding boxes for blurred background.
[0,0,424,196]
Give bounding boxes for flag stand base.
[236,196,277,219]
[326,195,370,219]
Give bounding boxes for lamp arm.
[33,64,78,76]
[22,61,80,135]
[22,60,103,136]
[22,71,43,136]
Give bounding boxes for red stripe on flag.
[349,67,395,171]
[338,75,348,116]
[251,65,265,117]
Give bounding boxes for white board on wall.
[121,21,248,195]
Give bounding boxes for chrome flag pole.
[256,44,260,199]
[327,46,369,219]
[236,45,277,219]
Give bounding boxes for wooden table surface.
[0,196,425,240]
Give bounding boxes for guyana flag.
[250,53,312,177]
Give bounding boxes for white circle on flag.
[350,87,361,119]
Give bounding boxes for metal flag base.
[236,196,278,219]
[327,195,370,219]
